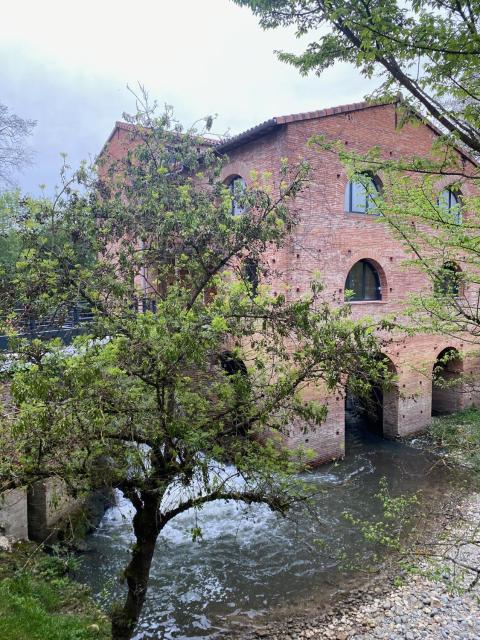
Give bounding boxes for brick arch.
[344,353,399,439]
[425,340,464,378]
[223,172,244,186]
[436,178,463,196]
[220,160,250,185]
[219,350,248,377]
[432,345,463,363]
[344,256,388,302]
[431,346,464,416]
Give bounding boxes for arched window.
[438,189,461,224]
[345,260,382,301]
[435,261,462,297]
[345,175,381,214]
[243,257,259,296]
[219,351,247,377]
[432,347,463,415]
[227,175,247,215]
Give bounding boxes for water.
[78,418,464,639]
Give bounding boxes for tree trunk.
[111,492,161,640]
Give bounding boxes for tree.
[0,103,35,187]
[313,140,480,350]
[0,191,22,274]
[0,98,385,640]
[234,0,479,156]
[0,103,35,284]
[236,0,480,363]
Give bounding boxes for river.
[77,417,464,639]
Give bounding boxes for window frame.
[345,175,381,214]
[243,257,259,296]
[345,259,382,302]
[438,188,462,224]
[227,175,247,216]
[435,261,462,298]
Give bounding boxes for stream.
[78,417,466,639]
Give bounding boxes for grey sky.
[1,0,376,194]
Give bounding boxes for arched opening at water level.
[345,356,399,439]
[431,347,463,416]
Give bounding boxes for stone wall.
[27,477,78,542]
[0,487,28,539]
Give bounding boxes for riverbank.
[425,407,480,471]
[250,492,480,639]
[246,414,480,640]
[0,541,110,640]
[77,410,476,639]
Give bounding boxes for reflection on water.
[78,418,463,639]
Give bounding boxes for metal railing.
[0,297,158,351]
[0,302,95,351]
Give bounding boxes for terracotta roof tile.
[274,98,394,126]
[100,98,476,167]
[217,99,399,152]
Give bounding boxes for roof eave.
[216,118,278,154]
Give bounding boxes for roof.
[98,121,219,160]
[101,99,392,158]
[100,98,477,167]
[107,121,219,146]
[216,98,399,153]
[106,120,137,143]
[216,98,477,168]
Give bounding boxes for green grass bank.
[428,406,480,473]
[0,542,110,640]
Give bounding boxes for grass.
[0,542,110,640]
[429,406,480,473]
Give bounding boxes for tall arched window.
[227,175,247,215]
[345,260,382,301]
[219,351,247,377]
[243,257,259,296]
[345,175,381,214]
[435,261,462,297]
[438,189,461,224]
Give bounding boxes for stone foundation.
[0,487,29,539]
[286,334,480,463]
[27,477,78,542]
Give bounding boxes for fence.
[0,297,158,351]
[0,303,95,351]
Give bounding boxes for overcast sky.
[1,0,376,194]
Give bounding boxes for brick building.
[103,99,480,464]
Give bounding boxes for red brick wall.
[101,106,479,463]
[220,103,480,460]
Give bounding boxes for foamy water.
[78,423,462,639]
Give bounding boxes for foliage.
[236,0,480,352]
[234,0,480,156]
[0,543,109,640]
[0,190,22,273]
[306,134,480,351]
[342,477,419,552]
[429,407,480,473]
[0,94,387,639]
